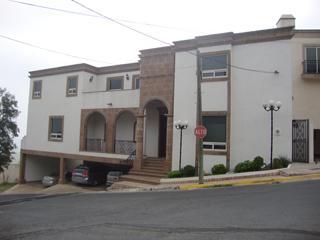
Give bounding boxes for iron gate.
[292,120,309,162]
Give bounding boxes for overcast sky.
[0,0,319,156]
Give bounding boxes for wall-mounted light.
[89,76,93,82]
[125,74,129,80]
[107,102,112,106]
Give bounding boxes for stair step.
[120,175,160,185]
[141,166,167,172]
[143,162,165,166]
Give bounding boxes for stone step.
[120,174,160,185]
[141,166,168,173]
[143,161,165,166]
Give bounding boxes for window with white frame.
[201,54,228,79]
[304,47,320,74]
[32,80,42,99]
[202,115,226,150]
[49,116,64,141]
[66,76,78,96]
[107,76,124,90]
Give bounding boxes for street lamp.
[263,100,282,169]
[174,120,188,171]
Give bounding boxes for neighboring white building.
[20,15,320,184]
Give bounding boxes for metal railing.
[115,140,136,155]
[86,138,106,152]
[303,60,320,74]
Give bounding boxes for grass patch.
[0,183,16,192]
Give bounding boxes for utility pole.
[196,50,204,184]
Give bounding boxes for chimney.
[276,14,295,28]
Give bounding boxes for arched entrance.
[143,100,168,158]
[85,112,106,152]
[114,111,136,154]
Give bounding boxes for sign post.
[194,125,207,184]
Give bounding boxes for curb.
[179,173,320,191]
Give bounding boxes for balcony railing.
[86,138,106,152]
[115,140,136,155]
[303,60,320,74]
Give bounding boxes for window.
[107,76,124,90]
[66,76,78,96]
[48,116,64,141]
[132,75,140,89]
[32,80,42,99]
[202,115,226,150]
[201,54,228,79]
[304,47,320,74]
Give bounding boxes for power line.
[70,0,278,74]
[70,0,172,46]
[7,0,192,32]
[0,34,111,64]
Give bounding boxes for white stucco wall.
[115,112,136,141]
[203,155,227,174]
[144,108,160,157]
[173,41,293,172]
[23,69,140,157]
[230,40,292,168]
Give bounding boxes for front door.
[314,129,320,162]
[292,120,309,162]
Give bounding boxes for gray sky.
[0,0,319,155]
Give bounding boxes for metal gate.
[292,120,309,162]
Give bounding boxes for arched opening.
[85,112,106,152]
[114,111,136,154]
[143,100,168,158]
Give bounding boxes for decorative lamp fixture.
[174,120,188,171]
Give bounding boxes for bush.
[252,156,264,171]
[234,160,253,173]
[182,165,196,177]
[273,156,291,169]
[211,164,228,175]
[167,170,183,178]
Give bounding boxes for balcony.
[115,140,136,155]
[302,60,320,80]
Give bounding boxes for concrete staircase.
[120,158,167,185]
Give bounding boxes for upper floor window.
[107,76,123,91]
[304,47,320,74]
[32,80,42,99]
[48,116,64,141]
[201,53,228,79]
[132,75,140,89]
[202,115,226,151]
[66,76,78,96]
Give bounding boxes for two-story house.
[19,15,320,184]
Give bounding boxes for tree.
[0,88,19,181]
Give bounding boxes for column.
[133,115,144,170]
[18,153,26,184]
[164,115,173,172]
[59,157,66,184]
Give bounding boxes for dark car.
[72,164,109,186]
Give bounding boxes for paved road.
[0,180,319,240]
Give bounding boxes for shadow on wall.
[0,163,19,183]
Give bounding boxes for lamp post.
[263,100,281,169]
[174,120,188,171]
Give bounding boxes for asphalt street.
[0,180,319,240]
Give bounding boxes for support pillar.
[164,115,173,172]
[59,157,66,184]
[133,115,144,170]
[18,153,26,184]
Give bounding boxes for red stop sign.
[194,125,207,139]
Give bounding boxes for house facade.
[19,15,320,184]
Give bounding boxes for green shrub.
[211,164,228,175]
[167,170,183,178]
[252,156,264,171]
[234,160,253,173]
[273,156,290,169]
[182,165,196,177]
